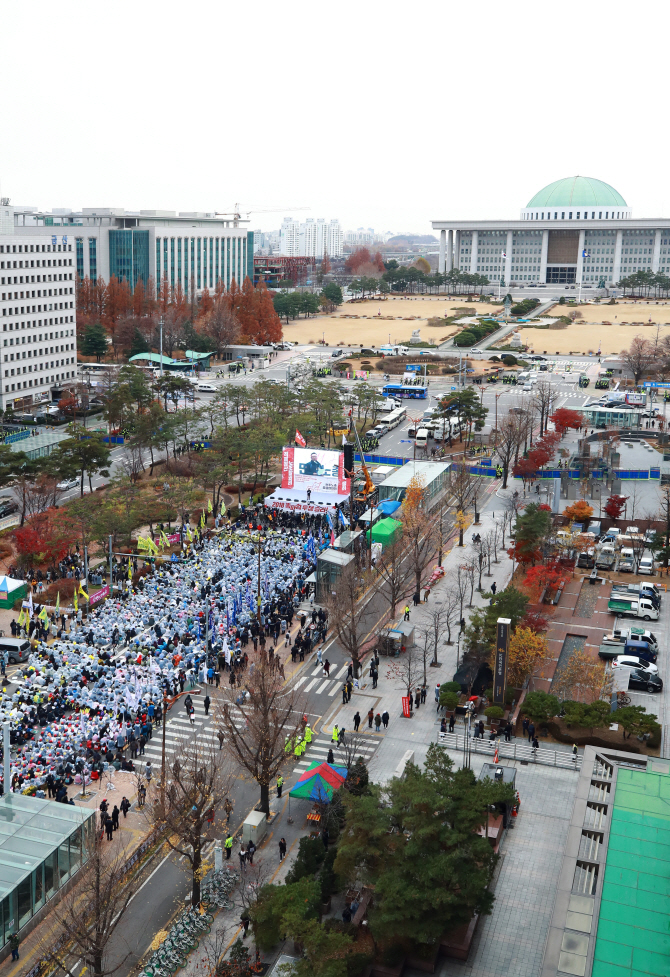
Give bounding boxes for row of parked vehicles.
[597,625,663,693]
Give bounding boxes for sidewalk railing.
[437,731,583,771]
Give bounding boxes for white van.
[415,428,429,450]
[197,383,217,393]
[638,555,656,575]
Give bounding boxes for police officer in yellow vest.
[304,724,312,746]
[225,834,233,860]
[332,724,339,743]
[294,734,302,757]
[277,775,284,798]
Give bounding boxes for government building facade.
[433,176,670,287]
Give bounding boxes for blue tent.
[378,499,401,515]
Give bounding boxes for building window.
[88,239,97,284]
[177,238,182,289]
[156,238,161,288]
[197,238,201,291]
[75,238,84,280]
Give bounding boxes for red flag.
[295,430,306,447]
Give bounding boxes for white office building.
[0,203,77,410]
[432,175,670,288]
[11,206,254,297]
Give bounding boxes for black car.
[0,502,18,518]
[628,669,663,693]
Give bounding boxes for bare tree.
[217,648,306,815]
[38,833,135,977]
[453,566,470,624]
[493,413,528,489]
[532,379,555,438]
[143,733,233,906]
[374,538,413,617]
[415,602,456,679]
[385,644,424,705]
[461,556,478,606]
[203,302,240,359]
[484,525,500,568]
[325,561,373,678]
[621,336,654,386]
[449,467,479,545]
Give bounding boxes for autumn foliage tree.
[523,559,564,602]
[604,494,628,520]
[504,626,549,687]
[550,407,584,436]
[13,508,77,567]
[344,247,384,275]
[563,500,594,524]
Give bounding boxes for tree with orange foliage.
[345,247,372,274]
[198,287,214,320]
[202,299,240,357]
[321,252,332,275]
[221,277,282,345]
[103,276,132,330]
[401,474,438,597]
[501,626,549,688]
[562,499,594,524]
[523,559,564,602]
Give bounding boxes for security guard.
[496,465,503,478]
[277,775,284,798]
[225,834,233,860]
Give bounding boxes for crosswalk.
[140,711,244,766]
[294,661,355,698]
[288,732,379,780]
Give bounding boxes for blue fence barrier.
[355,454,410,466]
[613,469,649,480]
[4,429,30,445]
[102,435,124,445]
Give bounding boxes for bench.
[351,888,373,927]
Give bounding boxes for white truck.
[602,627,659,651]
[607,595,659,621]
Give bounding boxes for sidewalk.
[318,493,517,786]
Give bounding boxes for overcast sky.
[3,1,668,237]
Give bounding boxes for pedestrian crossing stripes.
[294,662,353,697]
[139,712,244,762]
[288,733,379,779]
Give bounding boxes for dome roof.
[526,176,627,209]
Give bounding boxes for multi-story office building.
[12,207,254,296]
[433,176,670,288]
[0,204,77,410]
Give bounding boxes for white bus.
[415,428,429,449]
[378,406,407,433]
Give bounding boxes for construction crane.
[214,204,310,227]
[348,418,375,502]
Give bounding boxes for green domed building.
[433,175,670,290]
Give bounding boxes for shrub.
[284,836,326,884]
[454,330,476,347]
[501,354,517,366]
[484,706,505,720]
[44,579,76,601]
[511,298,540,317]
[488,355,500,362]
[559,296,566,305]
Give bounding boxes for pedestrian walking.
[189,705,195,725]
[331,724,339,743]
[240,913,250,938]
[111,805,120,830]
[341,685,347,705]
[491,581,497,595]
[105,817,114,841]
[239,845,247,873]
[144,761,152,782]
[449,714,455,733]
[403,605,410,621]
[247,840,256,865]
[204,694,211,716]
[138,784,146,807]
[327,748,334,763]
[374,713,381,731]
[522,717,529,737]
[353,711,361,732]
[413,591,420,606]
[9,932,19,961]
[217,729,225,750]
[532,736,539,751]
[367,708,374,729]
[225,834,233,860]
[527,722,535,743]
[120,796,130,818]
[323,658,331,677]
[381,709,389,729]
[278,837,287,861]
[420,685,427,704]
[338,727,346,745]
[435,684,441,711]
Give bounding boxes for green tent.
[371,518,402,548]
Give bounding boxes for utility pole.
[159,315,164,377]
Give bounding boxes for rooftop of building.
[527,177,627,209]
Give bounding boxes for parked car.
[612,656,658,674]
[628,669,663,693]
[638,556,656,575]
[331,350,344,358]
[57,477,79,491]
[0,501,19,518]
